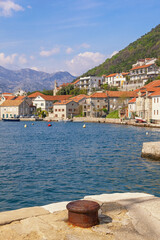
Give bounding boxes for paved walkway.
[0,193,159,240]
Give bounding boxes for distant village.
[0,57,160,124]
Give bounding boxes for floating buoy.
[32,123,34,125]
[83,124,86,128]
[48,120,51,122]
[24,124,27,128]
[146,132,149,135]
[48,124,52,127]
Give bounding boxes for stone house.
[0,99,32,118]
[106,91,137,113]
[83,92,108,117]
[52,100,79,119]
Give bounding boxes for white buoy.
[146,132,149,135]
[83,124,86,128]
[24,124,27,128]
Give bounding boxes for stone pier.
[141,142,160,160]
[0,193,160,240]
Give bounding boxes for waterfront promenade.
[0,192,159,240]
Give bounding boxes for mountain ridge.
[0,67,76,93]
[80,24,160,77]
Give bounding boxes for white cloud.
[0,52,17,65]
[66,47,73,54]
[40,47,60,57]
[18,55,27,64]
[0,0,24,17]
[80,43,90,49]
[110,50,119,58]
[27,5,32,9]
[66,51,106,76]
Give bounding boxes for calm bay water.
[0,121,160,212]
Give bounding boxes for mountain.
[80,24,160,77]
[0,67,76,93]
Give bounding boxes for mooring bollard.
[66,200,100,228]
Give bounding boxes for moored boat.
[2,118,20,122]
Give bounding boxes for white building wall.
[151,96,160,121]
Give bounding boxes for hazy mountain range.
[0,66,76,93]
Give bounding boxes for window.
[97,105,99,108]
[62,114,64,117]
[97,100,99,102]
[55,114,58,117]
[157,110,159,115]
[41,103,44,106]
[55,109,57,112]
[58,109,61,111]
[154,110,155,115]
[157,98,159,103]
[154,98,156,103]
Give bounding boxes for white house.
[32,95,72,112]
[105,73,128,87]
[128,98,136,118]
[79,76,102,94]
[150,90,160,123]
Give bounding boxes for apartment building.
[79,76,103,94]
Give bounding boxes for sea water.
[0,121,160,211]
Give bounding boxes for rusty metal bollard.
[66,200,100,228]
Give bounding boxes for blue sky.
[0,0,159,76]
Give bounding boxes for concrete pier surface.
[0,192,160,240]
[141,142,160,160]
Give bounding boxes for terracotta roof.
[70,94,87,102]
[149,90,160,97]
[130,64,153,71]
[73,79,80,85]
[2,93,13,96]
[28,92,45,98]
[90,92,107,98]
[128,98,136,103]
[122,72,129,76]
[106,91,137,98]
[53,100,74,105]
[4,96,15,100]
[33,94,72,101]
[105,73,117,78]
[0,100,23,107]
[59,83,72,87]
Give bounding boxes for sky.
[0,0,159,76]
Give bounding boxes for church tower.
[53,80,58,96]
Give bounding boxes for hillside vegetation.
[81,24,160,77]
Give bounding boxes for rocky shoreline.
[0,192,159,240]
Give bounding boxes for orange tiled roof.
[130,64,153,71]
[4,96,15,100]
[90,92,107,98]
[59,83,72,87]
[70,94,87,102]
[149,89,160,97]
[105,73,117,78]
[0,100,23,107]
[53,100,74,105]
[128,98,136,103]
[73,79,80,85]
[28,92,45,98]
[2,93,13,95]
[106,91,137,98]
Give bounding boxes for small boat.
[2,118,20,122]
[135,117,147,123]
